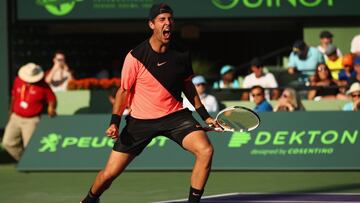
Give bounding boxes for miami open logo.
[36,0,83,16]
[212,0,239,10]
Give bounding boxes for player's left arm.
[183,80,218,127]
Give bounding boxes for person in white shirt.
[183,75,219,112]
[317,30,342,60]
[351,34,360,56]
[242,57,279,100]
[45,50,73,92]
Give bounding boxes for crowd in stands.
[190,31,360,112]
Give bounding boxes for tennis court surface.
[1,163,360,203]
[154,193,360,203]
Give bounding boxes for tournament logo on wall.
[36,0,83,16]
[212,0,239,10]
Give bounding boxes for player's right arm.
[106,88,131,139]
[106,52,138,139]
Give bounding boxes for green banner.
[17,112,360,171]
[16,0,360,20]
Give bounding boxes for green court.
[1,164,359,203]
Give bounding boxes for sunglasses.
[351,93,360,98]
[251,93,263,97]
[317,66,328,72]
[281,93,289,98]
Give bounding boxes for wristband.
[196,106,211,121]
[110,114,121,128]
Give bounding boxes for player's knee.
[197,144,214,159]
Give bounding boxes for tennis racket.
[205,106,260,132]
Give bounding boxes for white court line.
[235,192,360,195]
[201,201,360,203]
[152,192,360,203]
[151,193,239,203]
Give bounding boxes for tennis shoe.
[80,198,100,203]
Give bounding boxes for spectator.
[317,30,342,59]
[350,34,360,56]
[343,82,360,111]
[45,50,74,92]
[325,44,343,79]
[183,75,219,112]
[242,57,279,100]
[338,54,356,83]
[274,88,305,112]
[2,63,56,161]
[213,65,240,89]
[250,85,273,112]
[288,40,324,84]
[307,63,344,100]
[348,56,360,85]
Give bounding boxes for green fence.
[17,112,360,171]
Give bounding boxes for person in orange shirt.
[80,3,219,203]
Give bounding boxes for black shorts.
[113,109,203,156]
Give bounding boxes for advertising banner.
[16,0,360,20]
[17,112,360,171]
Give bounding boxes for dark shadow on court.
[283,182,360,194]
[0,132,17,164]
[169,183,360,203]
[0,148,16,164]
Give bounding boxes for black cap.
[250,57,263,67]
[320,30,333,39]
[293,40,306,51]
[148,3,173,20]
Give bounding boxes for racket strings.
[216,108,259,132]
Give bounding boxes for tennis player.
[81,3,219,203]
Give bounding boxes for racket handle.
[213,127,224,131]
[202,125,224,132]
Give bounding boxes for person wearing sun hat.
[212,64,240,89]
[1,63,56,161]
[343,82,360,111]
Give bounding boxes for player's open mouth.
[163,27,171,39]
